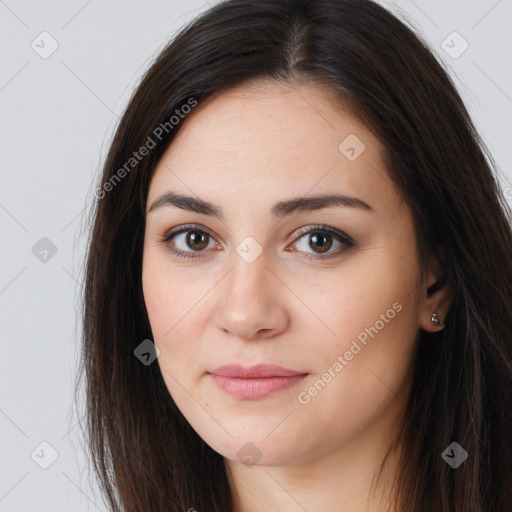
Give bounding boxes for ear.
[418,259,454,333]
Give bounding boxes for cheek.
[142,267,173,339]
[303,247,421,384]
[142,257,212,383]
[309,256,415,337]
[292,277,419,449]
[142,251,199,338]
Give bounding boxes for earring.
[431,311,445,328]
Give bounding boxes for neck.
[224,412,404,512]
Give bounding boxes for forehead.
[146,80,396,215]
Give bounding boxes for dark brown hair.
[78,0,512,510]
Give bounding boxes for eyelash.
[157,224,356,261]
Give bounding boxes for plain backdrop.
[1,0,511,510]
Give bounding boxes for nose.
[212,248,290,341]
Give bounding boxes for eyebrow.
[147,191,374,220]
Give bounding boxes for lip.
[209,364,306,378]
[208,364,308,399]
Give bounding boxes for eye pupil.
[187,231,209,250]
[309,233,332,253]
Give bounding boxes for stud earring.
[431,311,445,328]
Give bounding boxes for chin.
[199,428,306,467]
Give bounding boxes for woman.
[79,0,512,510]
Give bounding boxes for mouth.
[207,364,309,399]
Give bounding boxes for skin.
[142,79,453,512]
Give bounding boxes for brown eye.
[185,231,210,251]
[291,225,355,260]
[158,225,216,260]
[308,233,333,253]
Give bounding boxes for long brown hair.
[78,0,512,510]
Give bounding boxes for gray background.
[1,0,511,510]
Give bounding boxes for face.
[142,80,432,467]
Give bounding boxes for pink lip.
[208,364,308,399]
